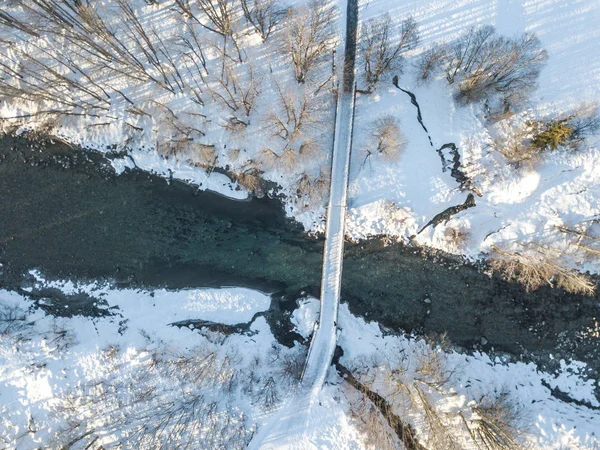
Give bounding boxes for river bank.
[1,135,599,385]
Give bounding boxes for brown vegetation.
[282,0,337,83]
[359,14,419,91]
[489,244,595,295]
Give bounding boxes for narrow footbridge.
[300,84,356,395]
[300,0,358,396]
[247,1,357,446]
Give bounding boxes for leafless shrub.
[228,147,242,162]
[194,143,218,166]
[257,377,280,409]
[154,101,205,141]
[0,304,29,334]
[257,147,281,169]
[414,45,447,85]
[347,391,399,450]
[369,115,405,160]
[264,83,322,143]
[462,392,523,450]
[350,346,528,450]
[241,0,286,41]
[359,14,419,91]
[415,348,453,391]
[232,168,266,195]
[569,105,600,146]
[493,119,540,167]
[208,59,261,125]
[280,349,306,382]
[295,169,330,210]
[282,0,337,83]
[494,105,600,165]
[298,137,323,161]
[489,244,596,295]
[277,148,296,171]
[47,322,76,351]
[444,226,470,252]
[413,383,461,450]
[557,222,600,265]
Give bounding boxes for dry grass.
[347,391,400,450]
[462,393,523,450]
[444,226,470,252]
[489,244,595,295]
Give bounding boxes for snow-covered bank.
[2,275,598,448]
[0,276,296,448]
[3,0,599,277]
[295,297,600,449]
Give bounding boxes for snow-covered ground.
[346,0,600,273]
[1,0,600,274]
[2,278,598,449]
[2,1,600,446]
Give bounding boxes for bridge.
[300,81,356,396]
[247,0,357,446]
[300,0,357,395]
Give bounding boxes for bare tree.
[175,0,245,62]
[174,0,236,37]
[264,82,321,142]
[369,115,405,159]
[414,45,447,85]
[283,0,337,83]
[444,27,548,106]
[445,25,496,84]
[0,9,40,37]
[359,14,419,91]
[241,0,286,41]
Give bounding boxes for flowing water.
[1,136,599,382]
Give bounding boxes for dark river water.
[1,135,599,381]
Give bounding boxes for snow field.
[2,0,600,275]
[295,297,600,449]
[0,275,302,448]
[1,275,599,448]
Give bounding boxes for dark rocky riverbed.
[1,135,599,386]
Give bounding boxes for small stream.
[1,136,599,387]
[392,80,473,190]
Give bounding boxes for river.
[1,135,599,382]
